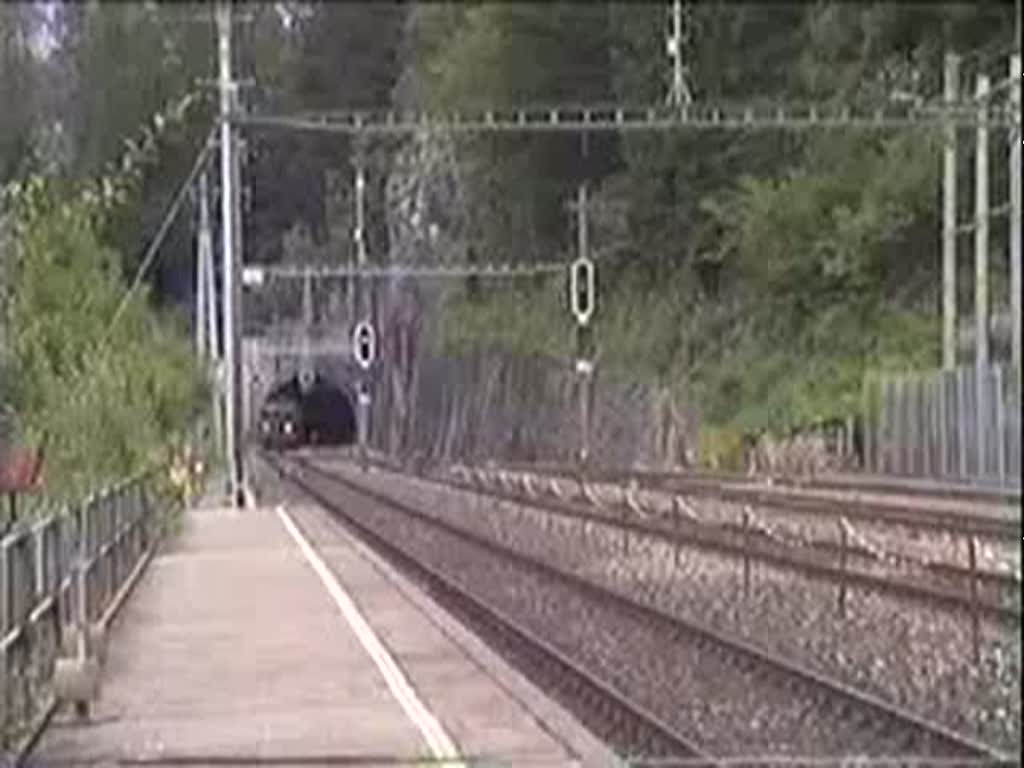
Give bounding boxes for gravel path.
[324,461,1020,755]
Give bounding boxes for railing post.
[620,497,629,557]
[140,482,150,552]
[5,492,14,536]
[72,508,92,720]
[1,537,9,640]
[995,364,1006,487]
[34,523,45,603]
[741,506,751,598]
[837,518,849,618]
[82,500,93,624]
[1,536,9,744]
[957,367,968,479]
[922,375,933,478]
[939,370,950,479]
[909,374,920,475]
[968,534,980,664]
[19,537,31,730]
[674,500,682,566]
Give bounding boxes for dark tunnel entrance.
[262,373,357,447]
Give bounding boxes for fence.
[370,347,686,471]
[0,474,164,753]
[862,364,1022,489]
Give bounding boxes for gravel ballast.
[301,464,991,758]
[321,461,1020,755]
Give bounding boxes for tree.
[0,3,47,182]
[47,2,215,304]
[411,1,1016,441]
[402,2,621,264]
[244,2,408,265]
[4,169,207,502]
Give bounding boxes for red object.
[0,448,44,493]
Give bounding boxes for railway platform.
[28,482,613,766]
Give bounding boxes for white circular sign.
[569,257,596,326]
[353,321,376,370]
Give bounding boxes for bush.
[3,176,208,505]
[697,425,747,472]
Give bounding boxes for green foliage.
[406,3,617,263]
[52,2,214,286]
[5,173,207,502]
[440,280,569,360]
[2,83,209,503]
[697,425,746,471]
[416,2,1011,436]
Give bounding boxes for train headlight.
[284,421,294,435]
[261,420,270,433]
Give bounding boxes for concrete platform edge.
[288,496,620,768]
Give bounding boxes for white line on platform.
[275,504,463,766]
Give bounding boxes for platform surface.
[30,489,611,766]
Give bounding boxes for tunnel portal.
[262,373,357,447]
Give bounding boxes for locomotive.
[258,391,305,451]
[257,373,358,451]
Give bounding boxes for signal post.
[353,320,376,471]
[570,246,596,484]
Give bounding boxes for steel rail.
[340,455,1019,622]
[497,460,1021,507]
[261,452,714,765]
[451,469,1020,622]
[285,455,1012,764]
[488,463,1019,540]
[236,101,1017,135]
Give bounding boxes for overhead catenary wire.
[24,123,217,466]
[236,97,1017,137]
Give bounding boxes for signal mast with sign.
[568,252,596,473]
[352,320,376,469]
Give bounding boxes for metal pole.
[201,172,219,361]
[196,188,207,361]
[666,0,691,107]
[576,182,590,472]
[232,127,247,453]
[355,161,367,288]
[1010,53,1022,370]
[669,0,681,106]
[217,2,242,507]
[943,53,960,370]
[957,366,968,478]
[200,170,223,455]
[975,73,990,479]
[358,382,370,471]
[355,157,369,467]
[301,267,313,385]
[939,369,949,477]
[995,364,1006,486]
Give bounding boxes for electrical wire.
[100,126,216,347]
[18,123,216,472]
[238,98,1015,136]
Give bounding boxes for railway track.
[268,452,1014,765]
[259,451,712,765]
[400,463,1019,623]
[497,460,1021,508]
[491,462,1020,540]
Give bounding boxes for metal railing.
[863,364,1022,489]
[0,473,164,753]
